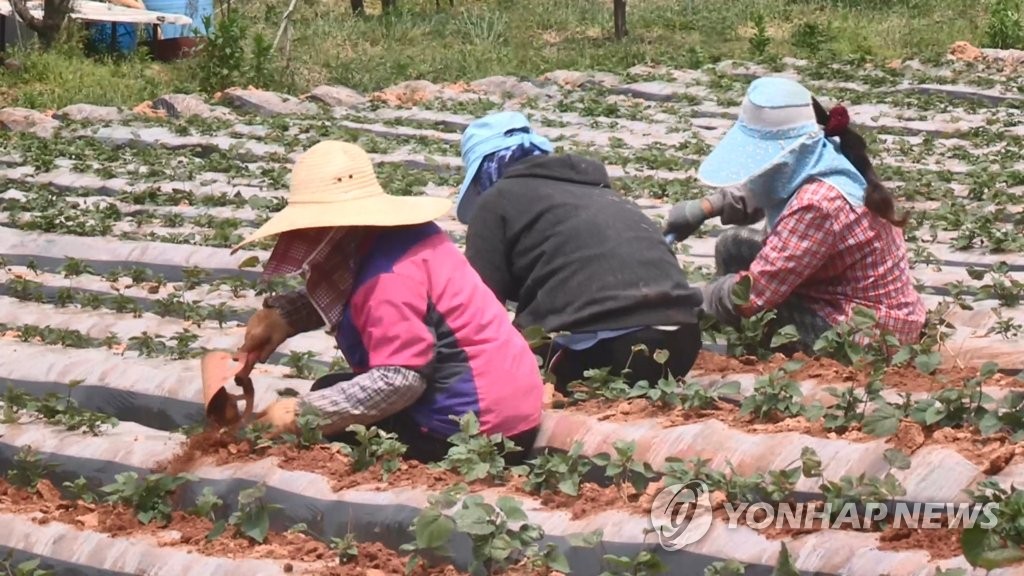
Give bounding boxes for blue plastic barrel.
[145,0,214,38]
[87,22,139,54]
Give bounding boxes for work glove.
[664,197,714,241]
[240,308,291,364]
[255,397,300,435]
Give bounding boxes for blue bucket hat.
[456,111,553,224]
[698,76,867,229]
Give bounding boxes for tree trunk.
[381,0,396,13]
[9,0,72,49]
[613,0,627,40]
[349,0,364,15]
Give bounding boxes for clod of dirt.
[878,526,963,560]
[949,41,984,62]
[891,421,926,454]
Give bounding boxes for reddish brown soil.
[877,525,964,559]
[569,396,1023,472]
[0,478,466,575]
[690,351,1016,394]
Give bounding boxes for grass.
[0,0,1004,109]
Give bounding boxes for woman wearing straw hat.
[662,77,926,350]
[454,111,705,395]
[231,140,544,464]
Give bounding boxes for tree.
[9,0,73,49]
[613,0,627,40]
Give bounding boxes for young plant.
[600,550,667,576]
[739,361,806,422]
[100,472,197,525]
[338,424,408,481]
[519,442,593,497]
[189,487,224,522]
[437,413,522,483]
[62,477,97,503]
[279,403,328,449]
[0,552,52,576]
[329,534,359,564]
[209,483,283,544]
[451,494,564,576]
[961,481,1024,569]
[590,440,656,498]
[6,446,59,493]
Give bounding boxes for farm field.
[1,51,1024,575]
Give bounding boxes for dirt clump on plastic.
[877,524,964,559]
[690,351,1009,394]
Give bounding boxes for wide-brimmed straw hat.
[231,141,452,254]
[697,77,821,188]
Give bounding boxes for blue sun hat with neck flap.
[456,111,554,224]
[697,76,867,229]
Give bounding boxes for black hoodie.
[463,153,703,334]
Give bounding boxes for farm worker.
[230,140,544,464]
[454,111,705,394]
[662,77,926,350]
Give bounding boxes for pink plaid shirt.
[739,179,926,343]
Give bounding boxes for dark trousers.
[309,373,539,465]
[532,323,702,395]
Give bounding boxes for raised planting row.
[1,409,1022,576]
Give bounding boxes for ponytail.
[811,98,907,228]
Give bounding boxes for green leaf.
[771,542,800,576]
[653,349,670,365]
[771,325,799,348]
[961,527,1024,569]
[802,402,825,422]
[567,530,603,547]
[800,446,822,478]
[206,519,227,541]
[914,352,942,375]
[414,509,454,549]
[730,275,752,306]
[883,448,912,471]
[716,380,741,396]
[862,402,902,437]
[495,496,528,522]
[240,511,270,543]
[238,256,261,269]
[544,547,572,573]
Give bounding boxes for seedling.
[209,483,283,544]
[282,351,321,379]
[961,481,1024,569]
[338,424,407,481]
[518,442,593,497]
[704,560,748,576]
[100,471,197,526]
[600,550,667,576]
[590,440,657,499]
[279,403,328,449]
[437,413,522,483]
[739,362,806,422]
[0,552,52,576]
[62,477,98,503]
[7,446,59,493]
[189,487,224,521]
[329,534,359,564]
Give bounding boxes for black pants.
[309,373,539,465]
[533,323,702,395]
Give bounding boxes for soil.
[158,429,645,522]
[0,478,466,575]
[690,351,1016,394]
[568,396,1023,472]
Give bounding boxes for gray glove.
[664,198,712,240]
